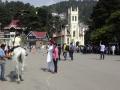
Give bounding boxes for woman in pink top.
[53,43,59,73]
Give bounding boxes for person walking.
[46,41,54,72]
[0,44,7,81]
[69,42,74,60]
[100,42,105,60]
[62,43,68,60]
[58,44,61,60]
[111,45,116,55]
[53,43,59,73]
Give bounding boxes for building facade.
[67,7,85,46]
[2,19,23,46]
[53,7,87,46]
[27,31,48,47]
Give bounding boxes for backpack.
[65,45,69,51]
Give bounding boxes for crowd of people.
[76,43,120,55]
[44,40,75,73]
[45,41,120,72]
[1,34,120,81]
[38,40,120,73]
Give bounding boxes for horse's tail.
[19,54,23,63]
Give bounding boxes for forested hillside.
[0,0,97,36]
[46,0,97,23]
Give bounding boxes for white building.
[53,7,87,46]
[65,7,87,46]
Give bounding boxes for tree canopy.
[87,0,120,44]
[0,0,97,38]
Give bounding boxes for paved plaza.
[0,51,120,90]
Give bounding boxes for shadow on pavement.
[115,60,120,61]
[41,68,48,72]
[41,68,55,74]
[7,71,17,82]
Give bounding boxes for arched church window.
[67,38,69,44]
[72,16,74,21]
[73,31,75,37]
[75,16,77,21]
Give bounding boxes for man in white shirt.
[13,34,21,47]
[14,36,21,47]
[111,45,116,55]
[10,33,21,51]
[100,42,105,60]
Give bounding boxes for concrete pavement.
[0,51,120,90]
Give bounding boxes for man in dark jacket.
[69,42,74,60]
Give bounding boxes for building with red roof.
[27,31,48,46]
[27,31,48,40]
[2,19,24,45]
[3,19,23,40]
[4,19,22,30]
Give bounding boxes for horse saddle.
[10,46,20,52]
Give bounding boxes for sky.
[2,0,68,7]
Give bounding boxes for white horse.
[11,47,28,83]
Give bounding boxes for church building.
[53,7,88,46]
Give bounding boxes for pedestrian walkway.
[0,52,120,90]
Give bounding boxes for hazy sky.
[2,0,68,7]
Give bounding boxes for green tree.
[0,0,97,37]
[88,0,120,43]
